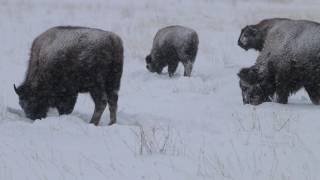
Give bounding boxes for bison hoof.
[89,120,99,126]
[311,100,320,105]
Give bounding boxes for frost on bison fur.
[238,18,290,51]
[14,26,124,126]
[238,19,320,105]
[145,25,199,77]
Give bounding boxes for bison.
[14,26,123,125]
[238,19,320,105]
[145,25,199,77]
[238,18,289,51]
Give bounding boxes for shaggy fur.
[14,26,124,125]
[238,18,290,51]
[238,19,320,105]
[146,25,199,77]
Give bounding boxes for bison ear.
[145,55,151,63]
[238,67,259,84]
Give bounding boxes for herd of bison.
[12,18,320,125]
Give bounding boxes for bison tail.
[185,32,199,60]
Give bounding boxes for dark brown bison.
[238,18,289,51]
[238,19,320,105]
[14,26,123,126]
[146,25,199,77]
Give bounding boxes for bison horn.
[13,84,19,95]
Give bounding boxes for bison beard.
[14,26,123,126]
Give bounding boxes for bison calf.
[145,25,199,77]
[14,26,123,126]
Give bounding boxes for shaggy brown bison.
[14,26,123,125]
[238,18,289,51]
[238,19,320,105]
[146,25,199,77]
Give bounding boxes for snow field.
[1,0,320,179]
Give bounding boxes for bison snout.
[238,37,249,51]
[238,40,243,47]
[146,64,155,73]
[26,113,42,120]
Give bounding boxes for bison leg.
[274,71,290,104]
[275,85,289,104]
[106,90,118,125]
[57,94,78,115]
[183,62,193,77]
[305,85,320,105]
[168,61,179,77]
[275,92,289,104]
[89,89,108,126]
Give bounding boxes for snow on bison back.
[14,26,124,126]
[238,19,320,105]
[145,25,199,77]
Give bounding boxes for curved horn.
[14,84,19,95]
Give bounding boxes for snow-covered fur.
[146,25,199,77]
[14,26,124,125]
[238,18,290,51]
[238,19,320,105]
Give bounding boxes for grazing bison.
[238,19,320,105]
[238,18,289,51]
[145,25,199,77]
[14,26,123,125]
[238,64,276,105]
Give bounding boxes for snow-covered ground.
[1,0,320,179]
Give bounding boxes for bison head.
[238,67,274,105]
[238,25,264,51]
[14,83,49,120]
[145,55,164,74]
